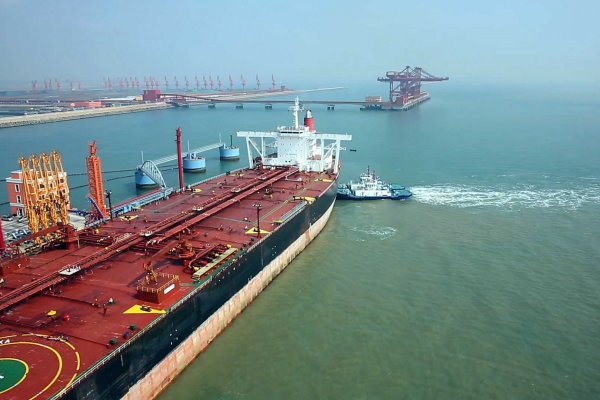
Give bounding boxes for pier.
[161,92,432,111]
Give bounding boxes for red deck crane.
[86,141,109,220]
[377,66,448,104]
[0,219,6,253]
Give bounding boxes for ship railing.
[136,273,180,293]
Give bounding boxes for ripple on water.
[410,183,600,211]
[349,225,397,241]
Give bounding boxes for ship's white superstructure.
[237,98,352,173]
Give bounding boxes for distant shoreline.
[0,87,346,129]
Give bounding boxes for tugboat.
[337,166,412,200]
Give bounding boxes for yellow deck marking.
[123,305,166,314]
[0,334,17,339]
[0,358,29,394]
[193,188,202,193]
[75,351,81,371]
[119,215,138,221]
[245,227,270,235]
[293,196,315,204]
[0,341,62,399]
[65,372,78,389]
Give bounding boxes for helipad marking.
[0,358,29,394]
[65,372,78,389]
[0,341,63,399]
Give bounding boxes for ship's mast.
[289,97,302,129]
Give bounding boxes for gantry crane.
[377,66,449,104]
[18,150,70,238]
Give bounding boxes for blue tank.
[135,168,158,187]
[219,145,240,160]
[183,152,206,172]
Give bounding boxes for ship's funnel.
[304,110,315,132]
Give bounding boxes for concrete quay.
[0,102,171,129]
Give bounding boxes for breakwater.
[0,102,171,129]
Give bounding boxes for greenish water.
[1,84,599,399]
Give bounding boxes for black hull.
[58,180,338,400]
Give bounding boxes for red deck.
[0,166,335,399]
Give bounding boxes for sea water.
[1,83,599,399]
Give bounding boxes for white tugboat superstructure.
[237,98,352,173]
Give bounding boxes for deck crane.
[18,150,70,241]
[86,141,109,220]
[143,240,193,284]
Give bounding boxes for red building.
[142,89,161,102]
[5,171,25,217]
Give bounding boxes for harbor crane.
[377,66,449,104]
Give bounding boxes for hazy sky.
[1,0,599,88]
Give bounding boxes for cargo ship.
[0,99,351,399]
